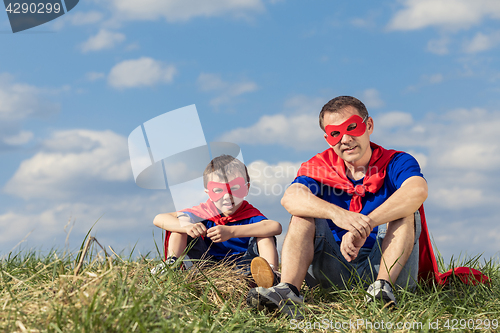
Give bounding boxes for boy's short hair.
[203,155,250,188]
[319,96,369,132]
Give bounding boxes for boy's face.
[205,171,249,216]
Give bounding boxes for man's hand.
[333,210,372,238]
[207,225,233,243]
[340,231,367,262]
[185,222,207,239]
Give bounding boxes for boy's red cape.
[297,142,489,285]
[163,200,265,260]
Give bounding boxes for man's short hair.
[319,96,369,131]
[203,155,250,188]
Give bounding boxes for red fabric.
[418,205,490,285]
[163,200,265,260]
[297,142,399,213]
[297,143,489,286]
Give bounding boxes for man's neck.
[344,150,372,181]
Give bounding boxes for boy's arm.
[206,219,282,243]
[153,212,186,232]
[153,212,208,238]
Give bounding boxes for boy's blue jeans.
[311,210,422,290]
[184,236,265,275]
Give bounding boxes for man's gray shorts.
[311,211,422,290]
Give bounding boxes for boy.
[153,155,282,288]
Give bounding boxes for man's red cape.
[163,200,265,260]
[297,142,489,285]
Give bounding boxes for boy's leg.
[184,236,211,261]
[167,232,187,258]
[250,237,279,288]
[256,236,279,268]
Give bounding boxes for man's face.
[205,172,248,216]
[323,106,373,164]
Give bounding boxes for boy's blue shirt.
[183,212,267,260]
[292,152,423,248]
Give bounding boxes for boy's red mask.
[207,177,248,202]
[325,115,367,146]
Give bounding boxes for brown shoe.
[250,257,277,288]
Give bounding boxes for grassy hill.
[1,240,498,332]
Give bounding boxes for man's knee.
[289,215,315,226]
[287,216,316,237]
[386,214,415,240]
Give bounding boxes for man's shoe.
[365,279,397,307]
[247,282,304,319]
[250,257,278,288]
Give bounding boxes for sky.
[1,0,500,263]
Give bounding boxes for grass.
[0,240,499,333]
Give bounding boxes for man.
[247,96,428,318]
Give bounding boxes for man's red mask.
[207,177,248,202]
[325,115,367,146]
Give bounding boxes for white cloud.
[361,88,385,109]
[219,113,324,150]
[217,95,327,150]
[0,193,171,255]
[108,57,176,89]
[197,73,258,108]
[427,36,451,55]
[246,160,301,211]
[0,74,61,149]
[4,129,132,200]
[426,73,444,84]
[3,130,33,146]
[463,31,500,53]
[375,111,414,129]
[86,72,106,82]
[70,11,104,25]
[0,74,60,121]
[110,0,265,22]
[372,107,500,211]
[52,11,104,30]
[388,0,500,31]
[80,29,126,53]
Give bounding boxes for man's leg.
[280,216,316,289]
[376,214,415,284]
[246,216,314,319]
[363,211,421,305]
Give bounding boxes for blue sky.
[1,0,500,262]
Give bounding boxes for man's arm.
[368,176,428,228]
[340,176,428,261]
[281,183,372,238]
[206,219,282,243]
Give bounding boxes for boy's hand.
[185,222,207,238]
[207,225,233,243]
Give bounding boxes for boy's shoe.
[250,257,279,288]
[151,262,167,275]
[151,256,184,275]
[247,282,304,319]
[365,279,397,307]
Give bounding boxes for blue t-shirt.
[182,212,267,260]
[291,152,424,248]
